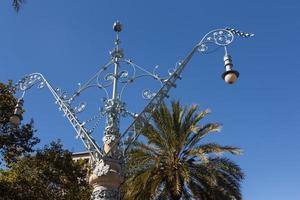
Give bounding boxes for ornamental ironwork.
[13,21,253,200]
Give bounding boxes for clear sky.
[1,0,300,199]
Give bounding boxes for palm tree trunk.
[170,194,181,200]
[168,186,182,200]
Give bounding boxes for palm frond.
[140,123,170,151]
[123,101,244,200]
[188,143,242,157]
[12,0,24,12]
[186,123,222,149]
[209,157,245,181]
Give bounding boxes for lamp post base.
[89,158,123,200]
[91,186,119,200]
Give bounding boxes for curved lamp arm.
[16,73,104,163]
[106,27,254,155]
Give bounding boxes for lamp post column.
[89,21,124,200]
[12,21,254,200]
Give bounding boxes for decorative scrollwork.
[37,81,45,89]
[168,61,183,77]
[119,70,129,79]
[64,58,164,105]
[17,73,46,91]
[104,73,115,81]
[118,59,165,100]
[91,186,119,200]
[152,65,160,78]
[74,102,87,114]
[70,61,114,100]
[55,88,71,101]
[12,23,253,200]
[197,29,234,54]
[142,89,157,100]
[97,71,114,91]
[93,159,110,177]
[102,134,116,145]
[85,111,105,133]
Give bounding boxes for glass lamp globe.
[9,115,21,126]
[222,70,239,84]
[9,98,24,126]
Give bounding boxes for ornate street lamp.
[13,21,253,200]
[9,98,24,126]
[222,54,239,84]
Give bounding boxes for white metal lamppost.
[11,21,253,199]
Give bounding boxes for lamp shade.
[9,98,24,126]
[222,54,239,84]
[222,70,239,84]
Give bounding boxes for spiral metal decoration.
[197,29,234,54]
[70,59,165,104]
[12,23,253,200]
[17,73,46,91]
[142,89,157,100]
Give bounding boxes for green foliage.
[0,141,92,200]
[0,82,39,165]
[122,101,244,200]
[0,81,16,124]
[0,82,91,198]
[0,82,91,200]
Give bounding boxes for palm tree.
[12,0,24,12]
[122,101,244,200]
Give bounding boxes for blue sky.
[1,0,300,199]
